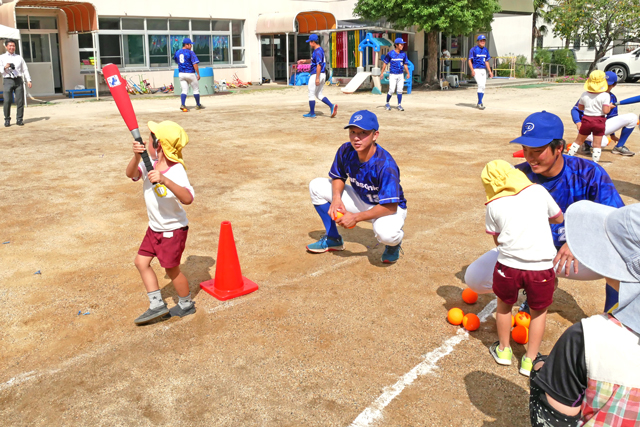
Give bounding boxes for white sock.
[148,290,164,309]
[592,148,602,162]
[567,142,580,156]
[178,293,193,309]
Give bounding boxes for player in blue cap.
[307,110,407,263]
[174,38,204,112]
[468,35,493,110]
[568,70,636,157]
[465,111,624,313]
[297,34,337,119]
[380,38,410,111]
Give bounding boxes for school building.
[0,0,533,96]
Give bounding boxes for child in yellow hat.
[125,121,195,325]
[482,160,563,376]
[567,70,615,162]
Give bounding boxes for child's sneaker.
[169,302,196,318]
[134,304,169,325]
[385,103,391,111]
[306,235,344,253]
[520,355,534,377]
[397,105,405,112]
[331,104,338,118]
[567,142,580,156]
[489,341,513,366]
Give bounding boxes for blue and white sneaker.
[331,104,338,118]
[397,105,404,111]
[381,244,402,263]
[303,113,317,118]
[306,235,344,253]
[385,103,391,111]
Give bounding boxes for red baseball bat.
[102,63,155,175]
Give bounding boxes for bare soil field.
[2,83,640,426]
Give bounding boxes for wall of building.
[489,13,533,62]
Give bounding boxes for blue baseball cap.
[182,37,193,45]
[344,110,379,131]
[306,34,319,43]
[394,37,405,44]
[510,111,564,147]
[477,35,486,41]
[606,71,618,85]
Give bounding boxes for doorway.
[17,15,63,96]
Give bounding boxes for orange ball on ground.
[462,288,478,304]
[447,308,465,325]
[512,325,529,344]
[462,313,480,331]
[515,311,531,329]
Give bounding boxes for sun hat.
[510,111,565,147]
[344,110,379,131]
[481,160,533,204]
[565,201,640,334]
[605,71,618,86]
[394,37,405,44]
[148,121,189,169]
[306,34,319,43]
[584,70,608,93]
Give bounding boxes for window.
[588,35,596,49]
[297,35,311,59]
[99,17,120,30]
[192,20,210,31]
[261,36,272,57]
[78,33,95,70]
[232,49,244,65]
[193,35,211,64]
[99,34,122,65]
[573,36,581,49]
[170,20,189,31]
[30,16,57,30]
[170,35,189,56]
[149,35,169,67]
[213,36,229,64]
[231,20,244,65]
[147,19,168,31]
[122,18,144,30]
[212,20,230,31]
[124,35,145,66]
[16,16,28,30]
[536,36,543,49]
[78,33,93,49]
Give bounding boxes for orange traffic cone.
[200,221,258,301]
[513,149,524,158]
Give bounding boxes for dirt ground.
[2,82,640,427]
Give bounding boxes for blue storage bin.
[173,67,214,95]
[296,72,310,86]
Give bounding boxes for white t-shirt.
[485,185,561,270]
[580,91,611,117]
[134,161,194,232]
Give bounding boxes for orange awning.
[256,11,336,35]
[0,0,97,33]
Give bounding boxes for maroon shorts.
[579,115,606,137]
[492,262,555,311]
[138,226,188,268]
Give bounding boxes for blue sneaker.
[303,113,317,118]
[306,235,344,253]
[381,244,402,263]
[331,104,338,118]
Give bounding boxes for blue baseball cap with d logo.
[306,34,319,43]
[510,111,564,147]
[344,110,379,131]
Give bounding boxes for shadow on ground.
[161,255,215,303]
[465,371,530,426]
[308,229,390,266]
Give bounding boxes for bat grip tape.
[132,130,158,184]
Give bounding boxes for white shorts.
[308,74,326,101]
[179,73,199,95]
[388,73,404,95]
[464,248,603,294]
[586,113,637,144]
[474,68,487,94]
[309,177,407,246]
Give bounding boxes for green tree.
[532,0,553,60]
[353,0,501,84]
[546,0,640,73]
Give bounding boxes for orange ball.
[462,288,478,304]
[512,325,529,344]
[447,308,464,325]
[515,311,531,329]
[462,313,480,331]
[334,211,355,229]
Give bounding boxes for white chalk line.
[350,298,497,427]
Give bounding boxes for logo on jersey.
[107,75,121,88]
[523,123,535,134]
[353,115,363,123]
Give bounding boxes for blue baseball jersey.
[310,47,326,74]
[174,48,199,73]
[383,50,408,74]
[516,155,623,248]
[329,142,407,209]
[571,92,618,124]
[469,46,491,69]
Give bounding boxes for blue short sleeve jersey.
[469,46,491,69]
[329,142,407,209]
[382,50,408,74]
[571,92,618,124]
[516,155,623,248]
[174,48,199,73]
[310,47,326,75]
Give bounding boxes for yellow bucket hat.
[481,159,532,204]
[584,70,608,93]
[147,121,189,169]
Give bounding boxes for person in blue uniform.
[380,38,410,111]
[174,38,204,111]
[297,34,337,119]
[467,35,493,110]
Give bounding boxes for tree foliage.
[353,0,501,84]
[546,0,640,73]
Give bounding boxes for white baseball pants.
[387,74,405,95]
[179,73,199,95]
[474,68,487,94]
[308,74,326,101]
[464,248,603,294]
[586,113,637,144]
[309,177,407,246]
